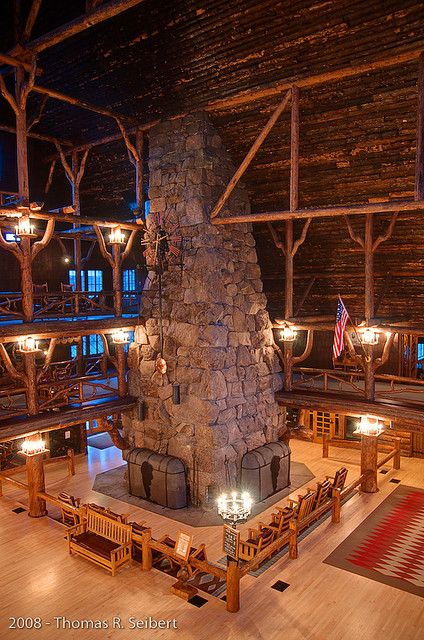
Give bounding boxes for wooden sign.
[223,524,240,560]
[174,531,193,561]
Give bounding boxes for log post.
[15,67,30,201]
[322,433,329,458]
[74,234,82,315]
[364,345,375,401]
[360,434,379,493]
[112,243,123,317]
[393,437,401,470]
[115,343,127,397]
[226,558,240,613]
[25,435,47,518]
[283,220,294,391]
[332,488,341,524]
[23,351,38,415]
[67,448,75,476]
[288,519,298,559]
[20,236,34,322]
[141,529,152,571]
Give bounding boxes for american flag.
[333,297,349,359]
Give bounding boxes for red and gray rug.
[324,485,424,598]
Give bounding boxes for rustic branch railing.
[293,366,424,402]
[0,447,75,498]
[322,434,401,471]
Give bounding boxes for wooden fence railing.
[322,433,401,471]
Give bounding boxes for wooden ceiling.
[0,0,423,320]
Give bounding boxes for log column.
[115,343,127,397]
[226,557,240,613]
[25,449,47,517]
[23,351,38,415]
[283,219,294,392]
[112,243,123,318]
[20,235,34,322]
[360,434,379,493]
[364,213,375,401]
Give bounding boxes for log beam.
[205,48,424,112]
[211,200,424,224]
[210,90,291,219]
[12,0,148,54]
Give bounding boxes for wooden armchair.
[57,492,81,527]
[260,506,294,539]
[288,490,317,529]
[238,526,274,562]
[312,479,332,510]
[326,467,348,494]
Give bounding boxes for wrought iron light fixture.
[109,227,125,244]
[15,215,36,238]
[360,327,379,345]
[354,414,385,436]
[17,336,40,353]
[21,438,47,456]
[217,491,253,527]
[280,324,297,342]
[111,329,129,344]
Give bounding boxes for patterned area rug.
[324,485,424,598]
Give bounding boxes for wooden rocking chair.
[57,492,81,527]
[238,525,274,562]
[311,479,332,510]
[259,505,294,539]
[288,490,317,530]
[326,467,348,494]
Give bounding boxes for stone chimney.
[124,112,286,505]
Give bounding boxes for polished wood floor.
[0,440,423,640]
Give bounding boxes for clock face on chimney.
[141,211,182,271]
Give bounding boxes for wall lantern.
[111,330,129,344]
[360,328,379,346]
[280,324,297,342]
[354,414,385,437]
[217,491,253,527]
[15,215,36,237]
[17,336,40,353]
[21,438,47,456]
[109,227,125,244]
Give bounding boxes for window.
[70,335,104,358]
[123,269,136,291]
[418,342,424,362]
[68,269,103,292]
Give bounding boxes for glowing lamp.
[360,328,379,346]
[354,414,385,436]
[111,330,129,344]
[17,336,40,353]
[109,227,125,244]
[217,491,253,527]
[15,215,36,237]
[21,439,46,456]
[280,324,297,342]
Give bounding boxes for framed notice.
[174,531,193,561]
[223,524,240,561]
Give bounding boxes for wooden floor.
[0,440,423,640]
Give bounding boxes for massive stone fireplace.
[123,112,287,505]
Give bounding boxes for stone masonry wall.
[124,112,286,505]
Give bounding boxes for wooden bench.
[238,526,274,562]
[67,507,132,576]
